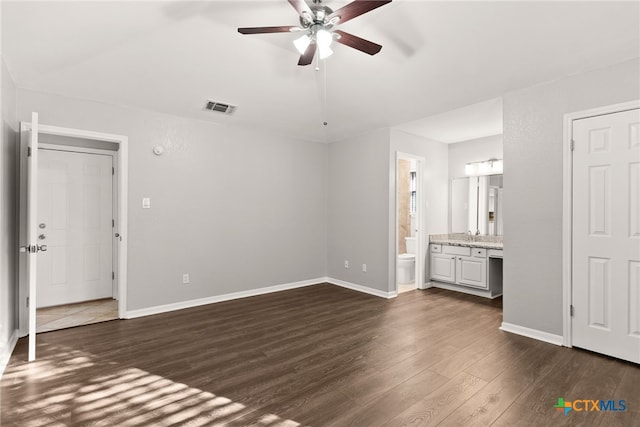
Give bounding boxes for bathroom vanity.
[428,236,503,298]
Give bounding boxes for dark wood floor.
[2,284,638,426]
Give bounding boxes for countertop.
[429,238,503,250]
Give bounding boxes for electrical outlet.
[344,260,349,268]
[182,273,190,284]
[362,264,367,272]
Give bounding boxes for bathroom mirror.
[450,174,503,236]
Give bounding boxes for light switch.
[142,197,151,209]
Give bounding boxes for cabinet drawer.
[443,245,471,256]
[430,244,442,253]
[472,248,487,258]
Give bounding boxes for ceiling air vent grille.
[204,100,237,115]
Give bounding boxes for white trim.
[499,322,563,346]
[125,277,396,319]
[328,278,398,299]
[0,330,19,378]
[39,143,117,156]
[431,281,500,299]
[562,100,640,348]
[125,278,326,319]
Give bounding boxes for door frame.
[394,152,425,293]
[18,122,128,337]
[561,99,640,347]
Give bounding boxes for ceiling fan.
[238,0,391,66]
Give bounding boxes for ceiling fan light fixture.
[316,29,333,49]
[293,34,311,54]
[319,44,333,59]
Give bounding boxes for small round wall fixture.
[153,146,165,156]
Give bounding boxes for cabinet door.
[431,253,456,283]
[456,256,487,289]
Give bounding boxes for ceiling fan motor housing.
[300,5,335,29]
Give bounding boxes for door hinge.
[112,219,115,228]
[112,271,115,281]
[570,140,575,151]
[570,305,574,317]
[112,167,115,176]
[27,147,32,157]
[26,296,30,308]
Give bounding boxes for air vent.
[204,100,237,115]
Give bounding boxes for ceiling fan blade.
[298,42,316,66]
[328,0,391,25]
[334,30,382,55]
[288,0,313,17]
[238,26,299,34]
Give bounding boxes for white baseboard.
[431,282,498,299]
[125,278,325,319]
[419,281,433,290]
[326,278,397,299]
[0,330,19,378]
[125,277,397,320]
[499,322,564,346]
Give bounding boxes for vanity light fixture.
[465,158,503,176]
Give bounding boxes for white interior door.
[37,149,113,307]
[21,113,40,362]
[572,107,640,364]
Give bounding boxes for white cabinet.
[430,244,487,289]
[456,256,487,288]
[431,253,456,282]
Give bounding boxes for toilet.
[397,237,416,284]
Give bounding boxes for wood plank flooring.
[2,284,638,426]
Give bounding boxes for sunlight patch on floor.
[1,343,301,426]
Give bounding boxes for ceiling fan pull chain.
[323,59,328,127]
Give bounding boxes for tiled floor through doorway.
[397,283,416,294]
[36,298,118,333]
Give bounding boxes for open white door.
[19,112,44,361]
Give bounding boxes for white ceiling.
[2,1,639,143]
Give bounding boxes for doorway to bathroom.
[396,153,424,294]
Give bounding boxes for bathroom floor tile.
[398,283,417,294]
[36,299,118,333]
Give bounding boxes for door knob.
[18,245,47,253]
[38,234,46,240]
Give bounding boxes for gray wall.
[0,57,19,356]
[448,134,503,179]
[389,129,449,289]
[327,128,390,292]
[503,58,640,335]
[17,89,328,311]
